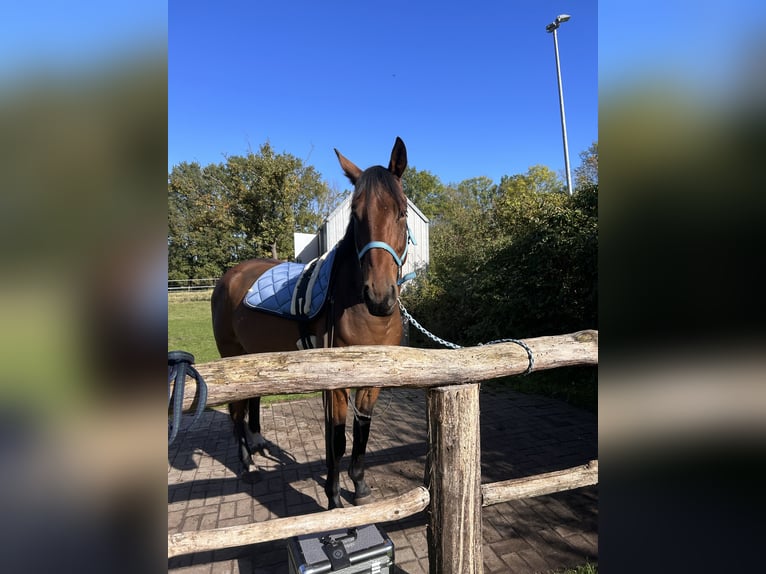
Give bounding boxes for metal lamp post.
[546,14,573,195]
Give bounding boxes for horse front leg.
[245,397,270,455]
[324,389,348,509]
[228,400,255,477]
[349,387,380,505]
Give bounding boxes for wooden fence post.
[426,383,483,574]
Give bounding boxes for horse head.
[335,137,410,317]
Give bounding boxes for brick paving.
[168,385,597,573]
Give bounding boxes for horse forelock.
[351,166,407,217]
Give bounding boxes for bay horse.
[211,137,412,509]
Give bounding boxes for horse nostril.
[363,284,374,306]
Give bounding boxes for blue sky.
[0,1,165,77]
[599,2,766,98]
[3,2,762,189]
[169,1,598,189]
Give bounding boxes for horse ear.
[334,149,362,184]
[388,136,407,178]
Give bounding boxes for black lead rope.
[168,351,208,445]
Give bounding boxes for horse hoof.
[353,493,375,506]
[247,431,271,456]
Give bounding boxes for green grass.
[168,290,318,404]
[168,290,218,363]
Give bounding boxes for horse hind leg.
[228,400,256,477]
[348,387,380,505]
[212,299,256,477]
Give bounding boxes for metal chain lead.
[398,299,462,349]
[398,299,534,374]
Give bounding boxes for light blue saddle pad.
[243,248,336,320]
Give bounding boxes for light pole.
[546,14,573,195]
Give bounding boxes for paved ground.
[168,385,597,573]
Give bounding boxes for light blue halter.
[357,224,417,286]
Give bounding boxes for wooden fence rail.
[175,330,598,412]
[481,459,599,507]
[169,486,430,559]
[167,461,598,559]
[168,329,599,573]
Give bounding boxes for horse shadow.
[168,395,433,572]
[168,407,323,571]
[168,407,295,473]
[168,406,324,501]
[167,402,429,509]
[168,387,597,572]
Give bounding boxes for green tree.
[402,158,596,346]
[222,143,343,260]
[402,169,497,224]
[399,152,597,409]
[456,176,497,212]
[222,143,299,260]
[292,165,344,233]
[168,161,240,280]
[168,161,200,280]
[498,164,564,197]
[488,186,597,338]
[574,141,598,190]
[401,166,445,220]
[168,141,343,280]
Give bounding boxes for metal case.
[287,524,394,574]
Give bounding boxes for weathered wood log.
[173,330,598,411]
[168,486,430,559]
[481,460,599,507]
[426,384,483,574]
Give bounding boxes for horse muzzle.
[363,283,397,317]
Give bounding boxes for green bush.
[401,185,597,412]
[403,185,597,345]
